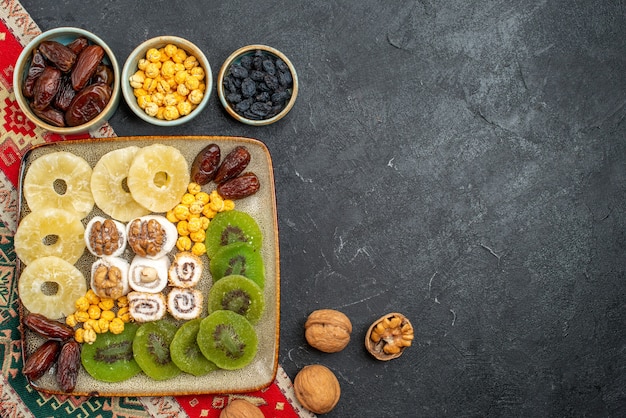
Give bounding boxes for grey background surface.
[21,0,626,416]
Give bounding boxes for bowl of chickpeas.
[121,36,212,126]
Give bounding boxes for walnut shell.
[304,309,352,353]
[294,364,341,414]
[365,312,414,361]
[219,399,264,418]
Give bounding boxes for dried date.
[53,75,76,111]
[22,340,60,381]
[214,146,251,184]
[65,82,112,126]
[32,66,61,111]
[38,40,76,72]
[217,172,260,199]
[91,64,114,86]
[22,50,46,98]
[191,143,221,185]
[66,36,89,54]
[71,44,104,91]
[57,341,80,392]
[24,312,74,341]
[30,103,66,127]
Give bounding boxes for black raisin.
[240,55,252,69]
[250,70,265,81]
[227,93,242,103]
[250,101,272,117]
[264,74,279,90]
[262,59,276,75]
[235,98,253,112]
[241,78,256,97]
[269,104,283,117]
[230,63,248,79]
[256,91,271,102]
[275,58,288,72]
[271,90,290,104]
[223,75,238,93]
[258,82,271,92]
[253,55,263,71]
[278,70,293,87]
[243,110,262,120]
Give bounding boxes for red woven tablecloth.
[0,2,312,417]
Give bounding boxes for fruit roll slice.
[127,291,167,322]
[167,288,203,320]
[168,251,203,288]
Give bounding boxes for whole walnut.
[304,309,352,353]
[219,399,264,418]
[294,364,341,414]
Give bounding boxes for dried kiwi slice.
[207,274,265,324]
[81,323,142,383]
[205,210,262,258]
[209,242,265,288]
[133,320,181,380]
[170,318,218,376]
[197,310,258,370]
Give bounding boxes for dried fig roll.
[23,340,61,381]
[127,291,167,322]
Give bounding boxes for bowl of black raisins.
[217,45,298,126]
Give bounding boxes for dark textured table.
[21,1,626,416]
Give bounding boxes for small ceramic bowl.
[13,27,120,135]
[122,36,212,127]
[217,45,298,126]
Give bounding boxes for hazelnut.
[219,399,264,418]
[365,312,414,361]
[294,364,341,414]
[304,309,352,353]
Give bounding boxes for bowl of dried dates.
[121,36,212,127]
[13,27,120,134]
[217,44,298,126]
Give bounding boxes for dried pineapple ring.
[14,208,85,266]
[23,151,94,219]
[127,144,190,213]
[19,256,87,319]
[91,146,150,222]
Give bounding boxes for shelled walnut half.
[365,312,414,361]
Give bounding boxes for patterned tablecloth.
[0,1,313,416]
